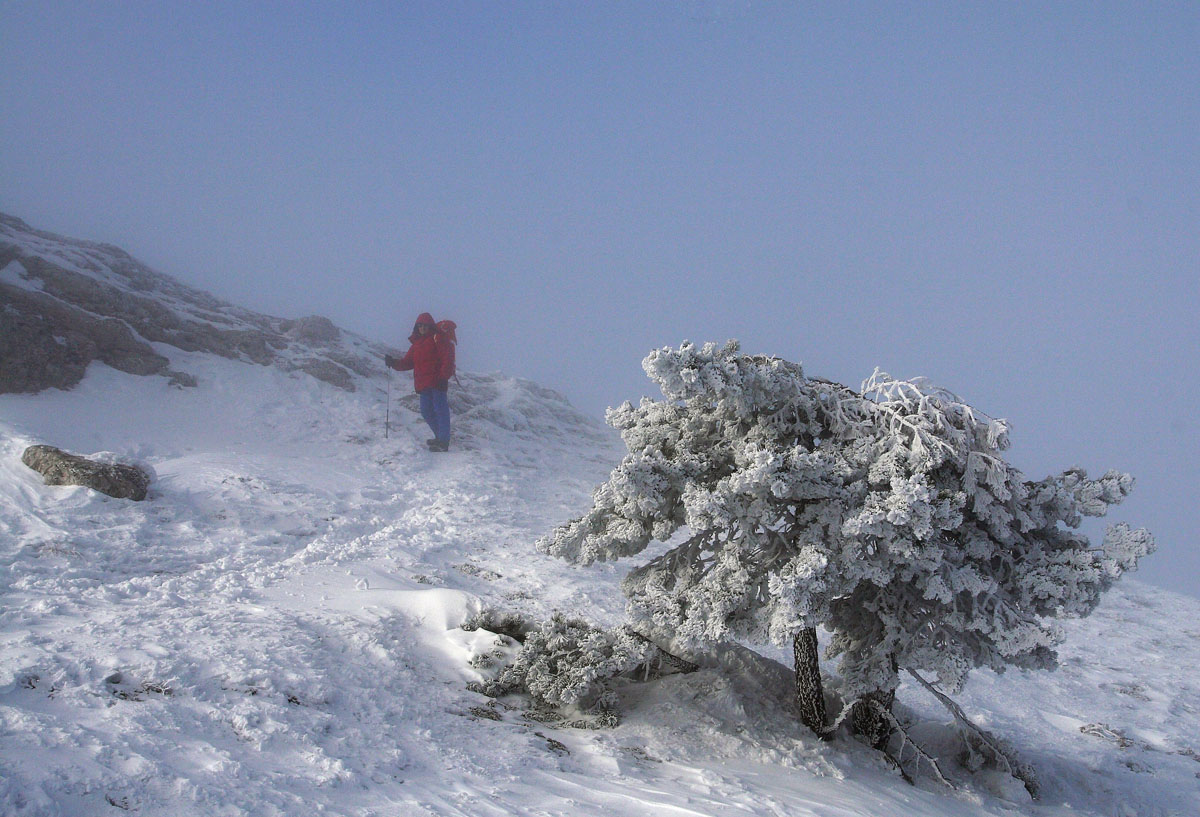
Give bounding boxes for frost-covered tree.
[538,341,1153,750]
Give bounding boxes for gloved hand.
[385,354,397,368]
[437,380,449,392]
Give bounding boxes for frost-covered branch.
[908,669,1040,798]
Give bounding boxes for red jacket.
[389,312,455,392]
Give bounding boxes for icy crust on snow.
[1,355,1198,816]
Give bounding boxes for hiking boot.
[430,439,450,452]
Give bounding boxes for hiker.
[385,313,456,451]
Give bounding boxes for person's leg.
[431,389,451,444]
[419,389,439,438]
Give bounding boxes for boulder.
[298,358,355,391]
[284,315,341,344]
[22,445,151,501]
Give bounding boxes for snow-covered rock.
[0,213,384,394]
[21,444,151,501]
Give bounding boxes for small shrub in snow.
[469,612,691,727]
[538,341,1154,782]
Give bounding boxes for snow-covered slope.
[2,351,1198,817]
[1,217,1197,816]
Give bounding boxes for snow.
[0,221,117,287]
[1,259,43,292]
[2,354,1198,816]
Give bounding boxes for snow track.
[2,357,1198,816]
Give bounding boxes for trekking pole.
[385,366,391,439]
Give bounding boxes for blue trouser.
[419,388,451,442]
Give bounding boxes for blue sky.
[2,1,1197,597]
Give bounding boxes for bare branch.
[873,700,954,790]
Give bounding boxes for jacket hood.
[410,312,438,342]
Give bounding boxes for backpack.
[435,320,459,385]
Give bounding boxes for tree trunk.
[850,689,896,749]
[792,628,828,737]
[850,653,899,750]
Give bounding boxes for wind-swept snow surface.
[2,356,1197,816]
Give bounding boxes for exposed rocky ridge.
[0,213,386,394]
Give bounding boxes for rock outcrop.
[22,445,152,501]
[0,276,170,393]
[1,213,389,395]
